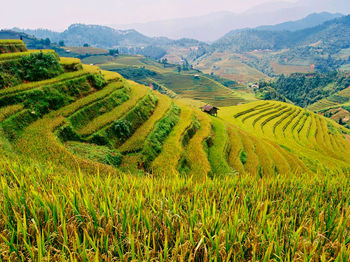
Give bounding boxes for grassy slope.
[193,51,269,83]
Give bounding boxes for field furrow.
[77,81,148,136]
[0,70,90,97]
[182,109,212,177]
[282,109,301,137]
[151,103,193,175]
[208,117,234,176]
[53,81,124,117]
[272,108,297,135]
[238,131,260,176]
[260,107,292,133]
[233,102,270,119]
[0,104,24,122]
[119,93,172,153]
[227,126,245,174]
[251,105,285,127]
[241,104,277,123]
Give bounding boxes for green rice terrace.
[1,40,350,260]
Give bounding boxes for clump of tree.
[260,72,350,107]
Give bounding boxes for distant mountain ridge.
[255,12,342,32]
[114,0,350,42]
[15,24,173,49]
[213,14,350,53]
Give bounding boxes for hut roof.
[200,104,218,112]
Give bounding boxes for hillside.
[215,14,350,53]
[1,40,350,260]
[1,41,350,177]
[258,72,350,107]
[193,15,350,78]
[84,54,257,107]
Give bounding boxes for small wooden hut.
[200,104,219,116]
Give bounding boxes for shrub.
[105,151,122,167]
[240,149,248,164]
[57,124,81,142]
[114,120,131,140]
[0,52,63,89]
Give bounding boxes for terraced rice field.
[309,87,350,111]
[0,49,54,62]
[1,42,350,179]
[0,39,27,53]
[220,100,350,173]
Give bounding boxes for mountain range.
[213,14,350,53]
[12,11,344,51]
[114,0,350,41]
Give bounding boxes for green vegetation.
[259,72,350,107]
[141,103,180,170]
[0,51,63,89]
[66,141,122,167]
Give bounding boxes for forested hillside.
[258,72,350,107]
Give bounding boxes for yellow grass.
[119,92,172,153]
[77,80,148,136]
[238,131,260,176]
[59,57,81,65]
[14,116,117,175]
[0,105,23,122]
[151,103,193,175]
[82,64,121,82]
[0,49,54,61]
[227,125,245,174]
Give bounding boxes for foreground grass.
[0,157,350,261]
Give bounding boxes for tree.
[59,41,65,47]
[177,65,181,73]
[161,58,168,68]
[109,49,119,56]
[43,38,51,46]
[83,43,89,47]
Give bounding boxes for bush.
[57,124,81,142]
[105,151,122,167]
[0,52,63,89]
[114,120,131,139]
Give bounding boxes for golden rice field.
[0,39,27,54]
[220,100,350,173]
[1,40,350,260]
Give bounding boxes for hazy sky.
[0,0,299,31]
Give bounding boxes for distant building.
[200,104,219,116]
[194,74,200,79]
